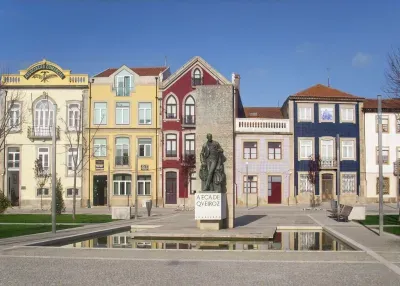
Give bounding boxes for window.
[320,139,334,160]
[340,105,355,123]
[138,138,152,157]
[268,176,282,196]
[298,105,313,122]
[68,103,80,130]
[9,102,21,130]
[192,68,202,86]
[38,147,50,171]
[299,139,313,159]
[138,103,151,125]
[397,118,400,133]
[376,177,390,195]
[376,115,389,132]
[342,173,356,194]
[243,175,257,193]
[34,99,54,137]
[166,134,177,157]
[299,174,312,193]
[115,137,129,166]
[184,96,195,124]
[115,102,130,125]
[137,175,151,195]
[66,188,79,197]
[243,142,257,159]
[37,188,49,196]
[116,76,132,96]
[94,103,107,125]
[341,139,355,160]
[7,147,20,169]
[166,96,177,119]
[113,174,131,195]
[185,134,195,156]
[94,138,107,157]
[190,172,196,194]
[268,142,281,160]
[376,147,389,164]
[67,148,79,171]
[319,104,335,122]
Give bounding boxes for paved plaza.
[0,204,399,285]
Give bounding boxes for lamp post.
[2,90,8,196]
[135,152,139,220]
[51,103,57,233]
[378,95,384,236]
[87,78,93,208]
[155,76,158,208]
[246,161,249,209]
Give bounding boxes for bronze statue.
[199,133,226,192]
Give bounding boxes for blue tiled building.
[282,84,364,204]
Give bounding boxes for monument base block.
[195,192,227,230]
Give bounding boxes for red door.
[269,182,282,204]
[165,172,177,204]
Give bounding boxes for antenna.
[277,100,280,107]
[327,68,331,87]
[164,56,167,67]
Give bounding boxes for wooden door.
[269,182,282,204]
[165,172,177,204]
[321,174,333,202]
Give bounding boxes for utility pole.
[246,161,249,209]
[336,134,340,220]
[51,104,57,234]
[135,152,139,220]
[378,95,384,236]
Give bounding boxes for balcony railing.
[320,158,337,169]
[183,115,196,126]
[27,125,60,140]
[191,77,203,86]
[115,156,129,166]
[235,118,290,133]
[7,160,20,169]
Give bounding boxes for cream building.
[363,98,400,202]
[0,60,88,208]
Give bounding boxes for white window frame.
[113,174,132,195]
[67,103,81,131]
[115,137,130,166]
[376,146,389,165]
[138,138,152,157]
[137,175,151,196]
[243,142,257,159]
[268,141,282,160]
[341,172,357,194]
[166,134,177,157]
[94,138,107,157]
[166,96,177,119]
[299,173,313,193]
[37,188,50,197]
[376,115,389,133]
[340,139,356,160]
[94,102,107,125]
[67,147,79,171]
[185,134,195,156]
[298,138,314,160]
[297,103,313,122]
[243,175,258,193]
[184,96,195,124]
[34,99,54,137]
[340,105,355,123]
[9,102,21,131]
[7,147,20,169]
[66,188,80,197]
[38,147,50,171]
[116,75,132,96]
[138,102,152,125]
[115,102,130,125]
[319,104,335,123]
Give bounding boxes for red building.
[160,56,231,206]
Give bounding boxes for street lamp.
[246,161,249,209]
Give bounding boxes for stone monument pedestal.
[195,192,227,230]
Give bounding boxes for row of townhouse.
[0,58,398,209]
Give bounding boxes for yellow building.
[82,65,170,208]
[0,60,88,208]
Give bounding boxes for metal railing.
[320,158,337,169]
[183,115,195,125]
[27,125,60,139]
[115,155,129,166]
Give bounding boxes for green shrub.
[55,178,66,215]
[0,191,11,214]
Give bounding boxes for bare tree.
[61,97,103,220]
[308,154,321,208]
[33,158,51,210]
[181,153,196,209]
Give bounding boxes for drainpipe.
[2,90,7,195]
[87,79,93,208]
[155,77,158,208]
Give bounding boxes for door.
[321,173,333,202]
[165,172,177,204]
[93,175,107,206]
[268,176,282,204]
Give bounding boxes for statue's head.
[206,133,212,142]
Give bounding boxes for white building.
[363,98,400,202]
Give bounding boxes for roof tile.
[94,67,166,77]
[363,98,400,110]
[291,84,362,100]
[244,107,283,119]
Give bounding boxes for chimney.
[232,73,240,90]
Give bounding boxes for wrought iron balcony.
[27,125,60,140]
[191,77,203,86]
[115,155,129,166]
[320,158,337,169]
[183,115,195,126]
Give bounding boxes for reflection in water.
[59,231,353,251]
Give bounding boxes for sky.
[1,0,399,107]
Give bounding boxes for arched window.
[192,68,202,86]
[184,96,195,124]
[166,96,177,119]
[34,99,54,137]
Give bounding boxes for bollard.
[146,200,152,217]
